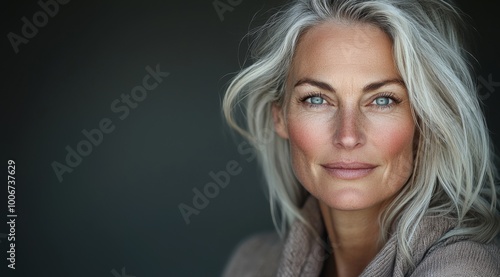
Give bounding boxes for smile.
[321,162,377,180]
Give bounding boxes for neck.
[319,202,383,277]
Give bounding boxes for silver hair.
[223,0,499,267]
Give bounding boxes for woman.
[222,0,500,276]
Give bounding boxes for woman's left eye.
[373,96,393,106]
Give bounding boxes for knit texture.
[222,197,500,276]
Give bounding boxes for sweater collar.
[276,196,458,277]
[277,196,327,276]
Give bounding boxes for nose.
[333,106,365,149]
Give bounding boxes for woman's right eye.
[305,96,326,105]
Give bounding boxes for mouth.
[321,162,377,180]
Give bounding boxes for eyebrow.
[294,78,405,93]
[294,78,335,92]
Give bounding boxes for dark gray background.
[1,0,499,276]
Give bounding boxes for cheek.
[285,115,332,185]
[286,115,331,156]
[377,125,414,156]
[373,118,415,184]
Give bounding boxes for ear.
[272,103,289,139]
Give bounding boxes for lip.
[321,162,377,180]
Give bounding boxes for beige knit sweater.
[223,197,500,276]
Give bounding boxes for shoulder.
[411,238,500,276]
[222,231,283,277]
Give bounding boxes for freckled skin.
[273,22,416,212]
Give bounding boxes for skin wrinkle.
[272,21,416,277]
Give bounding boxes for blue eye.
[307,96,326,105]
[374,97,393,106]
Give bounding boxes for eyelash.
[374,92,402,109]
[298,92,403,109]
[298,92,326,108]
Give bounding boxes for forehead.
[289,21,398,81]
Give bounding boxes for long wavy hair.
[222,0,499,266]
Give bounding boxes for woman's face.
[273,22,416,211]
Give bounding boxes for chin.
[315,187,380,211]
